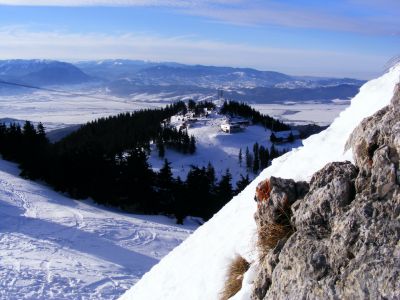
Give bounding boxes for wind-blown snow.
[0,159,197,299]
[120,65,400,300]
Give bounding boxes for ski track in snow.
[0,159,196,300]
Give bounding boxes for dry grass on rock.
[257,222,293,261]
[220,255,250,300]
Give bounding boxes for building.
[220,122,242,133]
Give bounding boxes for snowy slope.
[0,159,197,300]
[149,112,301,184]
[120,64,400,300]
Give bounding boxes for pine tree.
[188,99,196,111]
[158,159,173,188]
[245,146,253,170]
[270,144,278,159]
[36,122,48,143]
[215,169,233,208]
[206,162,216,187]
[238,148,242,166]
[157,137,165,158]
[259,145,270,169]
[173,176,186,225]
[270,132,277,143]
[253,142,260,173]
[189,135,196,154]
[235,174,250,194]
[288,131,295,143]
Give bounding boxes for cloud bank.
[0,26,386,78]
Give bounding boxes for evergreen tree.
[215,169,233,209]
[22,121,36,138]
[186,166,214,219]
[259,145,270,169]
[158,159,173,188]
[157,137,165,158]
[270,132,278,143]
[189,135,196,154]
[188,99,196,111]
[173,176,187,225]
[122,149,156,213]
[238,148,242,166]
[288,131,295,143]
[245,146,253,170]
[206,162,216,187]
[235,174,250,194]
[270,144,278,159]
[253,142,260,173]
[36,122,48,144]
[157,159,175,214]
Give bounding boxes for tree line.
[0,101,249,223]
[220,100,290,131]
[239,142,288,174]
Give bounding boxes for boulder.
[252,84,400,299]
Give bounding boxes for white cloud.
[0,0,236,7]
[0,26,387,78]
[183,2,400,35]
[1,0,398,35]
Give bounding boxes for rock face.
[252,84,400,299]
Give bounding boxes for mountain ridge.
[119,64,400,300]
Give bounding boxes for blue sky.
[0,0,399,78]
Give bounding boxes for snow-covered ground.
[251,100,350,126]
[120,65,400,300]
[149,112,301,184]
[0,89,349,130]
[0,90,165,129]
[0,159,197,300]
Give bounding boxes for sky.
[0,0,399,78]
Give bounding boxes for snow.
[251,101,350,126]
[0,159,197,299]
[120,64,400,300]
[1,88,350,130]
[0,89,165,127]
[148,112,302,184]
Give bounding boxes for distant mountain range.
[0,60,92,87]
[0,59,366,103]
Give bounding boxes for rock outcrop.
[252,84,400,299]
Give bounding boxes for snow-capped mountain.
[77,60,364,89]
[0,59,93,87]
[0,59,364,103]
[78,60,364,102]
[119,64,400,299]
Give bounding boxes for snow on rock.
[0,159,197,300]
[120,64,400,300]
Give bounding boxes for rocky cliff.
[252,84,400,299]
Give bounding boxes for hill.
[0,59,93,88]
[120,64,400,299]
[0,158,197,299]
[77,60,364,103]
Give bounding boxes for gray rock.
[251,84,400,299]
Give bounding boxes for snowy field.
[0,89,350,130]
[251,100,350,126]
[0,90,165,130]
[0,159,197,300]
[121,65,400,300]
